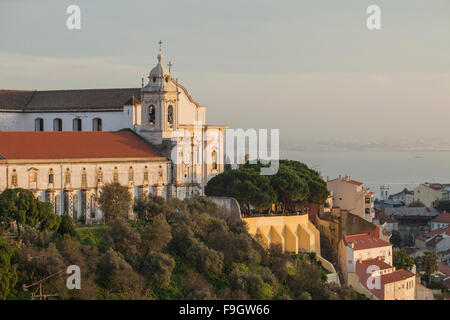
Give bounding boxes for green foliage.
[57,214,76,237]
[0,238,18,300]
[76,226,108,247]
[436,200,450,213]
[141,252,175,287]
[390,230,402,248]
[393,249,414,271]
[0,188,60,237]
[5,195,358,300]
[205,168,276,212]
[98,183,132,221]
[408,200,425,207]
[206,159,328,214]
[419,251,439,283]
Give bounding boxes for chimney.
[339,174,342,180]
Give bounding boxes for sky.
[1,0,449,148]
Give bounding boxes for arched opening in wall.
[149,105,155,125]
[53,118,62,131]
[73,194,78,221]
[73,118,82,131]
[92,118,102,131]
[167,105,174,127]
[212,150,218,170]
[35,118,44,131]
[90,195,96,219]
[54,195,60,214]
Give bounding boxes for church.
[0,48,228,222]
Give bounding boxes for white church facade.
[0,49,228,222]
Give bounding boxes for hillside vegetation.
[1,195,360,300]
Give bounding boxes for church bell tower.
[140,43,179,145]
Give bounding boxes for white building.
[327,175,375,222]
[431,212,450,231]
[0,130,170,222]
[0,48,228,201]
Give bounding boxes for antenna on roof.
[141,77,144,89]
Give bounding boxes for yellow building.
[243,214,320,255]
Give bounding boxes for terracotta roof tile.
[432,212,450,224]
[343,233,392,250]
[0,130,165,160]
[357,258,393,271]
[381,269,415,284]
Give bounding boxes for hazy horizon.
[1,0,449,147]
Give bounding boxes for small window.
[54,195,60,214]
[167,105,174,126]
[92,118,102,131]
[212,150,217,170]
[65,169,71,184]
[73,118,82,131]
[149,105,155,125]
[53,118,62,131]
[152,77,156,83]
[49,171,54,184]
[35,118,44,131]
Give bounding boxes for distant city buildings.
[413,183,450,208]
[431,212,450,231]
[389,188,414,206]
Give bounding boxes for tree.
[420,251,438,284]
[393,249,414,271]
[0,238,18,300]
[140,252,175,287]
[270,164,309,212]
[408,200,425,207]
[98,183,132,221]
[96,248,144,299]
[390,230,402,248]
[205,168,276,214]
[436,200,450,213]
[0,188,60,238]
[57,214,76,237]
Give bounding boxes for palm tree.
[421,251,438,284]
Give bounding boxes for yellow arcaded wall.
[243,215,320,255]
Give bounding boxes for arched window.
[73,118,82,131]
[212,150,218,170]
[90,195,96,218]
[149,105,155,125]
[167,105,174,126]
[54,195,60,214]
[113,167,119,182]
[92,118,102,131]
[73,194,78,220]
[65,168,71,184]
[29,170,37,183]
[48,169,54,184]
[53,118,62,131]
[35,118,44,131]
[128,166,134,182]
[11,169,18,187]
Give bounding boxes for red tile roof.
[417,225,450,241]
[343,233,392,250]
[357,258,393,271]
[432,212,450,224]
[438,263,450,277]
[381,269,415,284]
[0,130,165,160]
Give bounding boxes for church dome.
[143,51,177,93]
